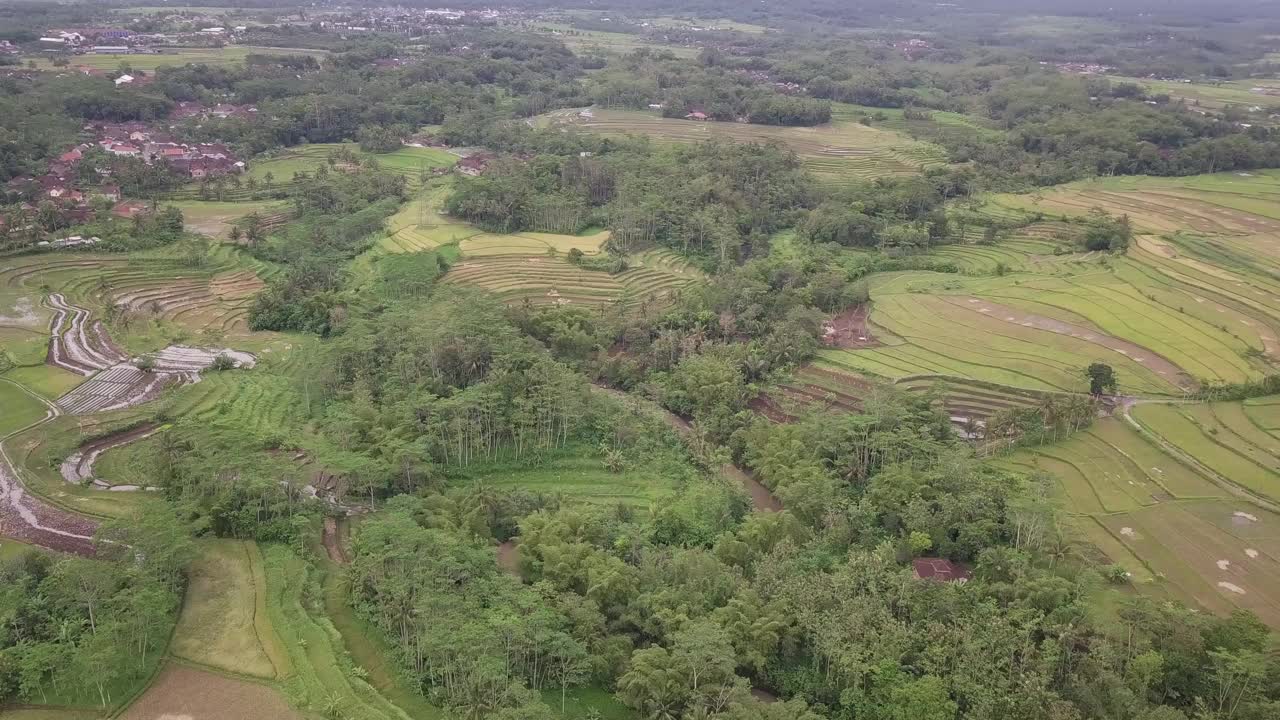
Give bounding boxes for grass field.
[24,45,328,73]
[543,687,638,720]
[1000,403,1280,627]
[170,539,290,680]
[0,380,51,436]
[3,364,87,400]
[0,536,46,562]
[537,107,949,185]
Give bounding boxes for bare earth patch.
[121,664,300,720]
[822,305,879,349]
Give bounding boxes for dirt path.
[941,295,1199,392]
[588,384,781,512]
[322,516,349,564]
[496,540,520,575]
[0,378,99,555]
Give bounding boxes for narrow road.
[0,378,99,555]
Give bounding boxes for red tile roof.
[912,558,972,582]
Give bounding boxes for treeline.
[588,52,832,125]
[160,32,590,155]
[319,293,598,475]
[0,505,194,708]
[447,137,814,268]
[248,159,405,334]
[346,367,1280,719]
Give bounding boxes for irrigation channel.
[0,378,99,555]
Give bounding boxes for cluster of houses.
[82,120,246,178]
[35,26,247,55]
[733,69,806,95]
[1052,61,1118,75]
[891,37,934,59]
[38,235,101,249]
[4,114,246,230]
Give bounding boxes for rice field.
[802,172,1280,408]
[1002,405,1280,627]
[24,45,328,73]
[1105,75,1280,115]
[0,248,274,352]
[120,663,303,720]
[442,248,700,309]
[531,22,700,58]
[170,539,291,680]
[173,199,287,239]
[537,108,949,185]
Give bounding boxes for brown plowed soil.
[823,304,879,349]
[748,395,795,423]
[121,663,302,720]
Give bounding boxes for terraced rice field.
[793,172,1280,410]
[759,362,1047,425]
[1002,402,1280,627]
[539,108,949,185]
[818,291,1195,395]
[378,181,478,252]
[171,539,291,680]
[443,249,700,308]
[1,249,268,347]
[174,199,287,239]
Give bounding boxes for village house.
[911,557,972,583]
